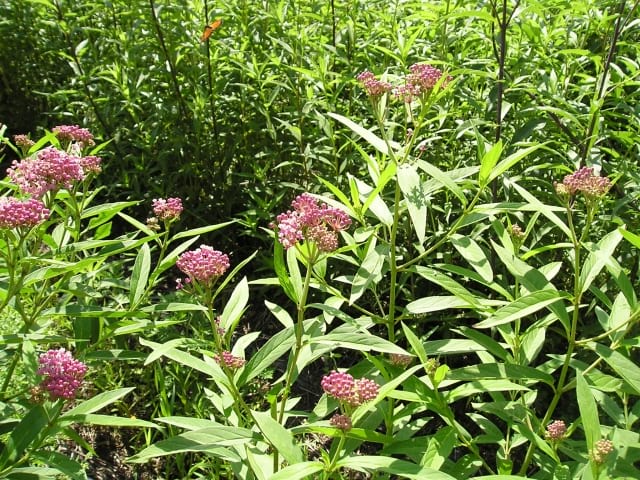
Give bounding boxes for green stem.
[277,250,315,425]
[324,433,347,478]
[519,204,583,474]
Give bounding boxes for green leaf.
[398,163,427,245]
[58,414,157,429]
[478,141,503,188]
[274,241,298,303]
[269,461,325,480]
[310,332,409,355]
[413,266,486,310]
[447,363,555,386]
[129,242,151,306]
[335,455,456,479]
[488,143,545,184]
[407,295,474,314]
[171,221,235,241]
[128,432,242,463]
[450,234,492,282]
[287,247,304,303]
[417,160,467,206]
[492,242,571,332]
[590,343,640,395]
[353,176,394,226]
[456,327,510,362]
[350,243,387,305]
[30,451,88,480]
[252,410,303,465]
[401,323,428,365]
[474,290,569,329]
[579,229,622,295]
[220,277,249,335]
[237,323,296,386]
[327,112,399,155]
[0,405,49,471]
[421,426,457,469]
[576,370,600,452]
[62,388,135,416]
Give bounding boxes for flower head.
[0,197,50,229]
[7,146,85,197]
[395,63,450,102]
[545,420,567,441]
[275,193,351,251]
[356,70,393,98]
[37,348,88,400]
[13,134,34,150]
[560,167,611,198]
[592,438,614,464]
[321,371,380,407]
[52,125,95,148]
[176,245,230,287]
[78,155,102,175]
[214,351,246,369]
[330,414,352,431]
[152,197,183,222]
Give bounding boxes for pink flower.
[152,197,183,222]
[321,371,380,407]
[0,197,50,229]
[7,146,85,197]
[395,63,451,102]
[559,167,611,198]
[176,245,230,286]
[13,134,34,149]
[214,351,246,369]
[545,420,567,441]
[52,125,95,148]
[275,193,351,251]
[37,348,88,400]
[330,414,352,431]
[592,438,614,464]
[78,155,102,175]
[357,70,393,97]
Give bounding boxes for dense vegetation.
[0,0,639,479]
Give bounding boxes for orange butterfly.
[200,18,222,42]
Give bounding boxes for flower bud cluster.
[214,351,246,369]
[321,371,379,407]
[37,348,88,400]
[176,245,230,287]
[545,420,567,441]
[52,124,95,148]
[275,193,351,252]
[0,197,50,229]
[555,167,611,199]
[152,197,183,222]
[356,70,393,97]
[358,63,451,104]
[592,438,614,464]
[7,146,101,198]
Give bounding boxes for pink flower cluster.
[275,193,351,252]
[545,420,567,441]
[7,146,90,197]
[215,351,246,369]
[13,134,34,149]
[330,414,352,431]
[557,166,612,198]
[394,64,449,103]
[592,438,614,464]
[52,124,95,147]
[176,245,230,286]
[356,70,393,97]
[0,197,50,229]
[321,371,379,407]
[152,197,183,222]
[37,348,88,400]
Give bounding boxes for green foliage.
[0,0,639,479]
